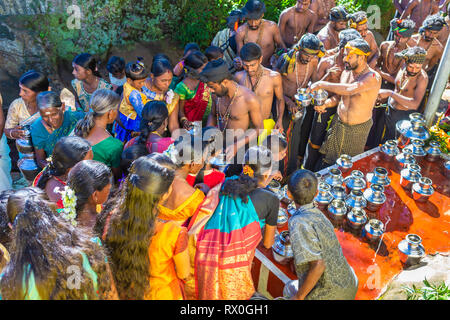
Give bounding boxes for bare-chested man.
[348,11,379,68]
[377,47,428,143]
[394,0,414,17]
[201,59,264,173]
[303,29,362,171]
[410,14,446,72]
[310,0,336,33]
[401,0,440,32]
[308,38,381,169]
[278,0,317,49]
[236,0,286,68]
[276,33,324,176]
[376,19,417,89]
[235,42,285,133]
[317,6,348,50]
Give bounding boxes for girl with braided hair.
[123,100,174,154]
[174,50,212,129]
[32,136,93,203]
[115,58,149,143]
[74,89,123,180]
[0,198,118,300]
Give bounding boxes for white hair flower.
[54,186,78,227]
[165,90,174,105]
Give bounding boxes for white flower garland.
[165,89,174,105]
[54,186,78,227]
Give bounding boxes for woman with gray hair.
[74,89,123,180]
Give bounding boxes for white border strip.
[255,249,293,285]
[317,147,381,176]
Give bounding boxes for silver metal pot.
[268,180,281,195]
[324,168,343,187]
[396,114,430,148]
[395,148,416,170]
[312,89,328,106]
[327,199,347,221]
[336,154,353,173]
[17,157,40,182]
[404,139,427,159]
[380,140,400,162]
[398,234,426,266]
[272,230,294,265]
[424,141,442,162]
[363,219,384,242]
[363,184,386,212]
[293,88,310,122]
[277,208,289,228]
[412,177,434,202]
[314,182,333,209]
[287,202,297,216]
[209,153,228,172]
[366,167,391,187]
[345,189,367,211]
[400,164,422,191]
[343,170,366,192]
[15,128,34,154]
[347,208,368,230]
[331,185,347,201]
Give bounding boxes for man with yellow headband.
[275,33,324,176]
[376,46,428,144]
[348,11,379,69]
[308,38,381,169]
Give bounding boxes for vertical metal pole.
[424,36,450,127]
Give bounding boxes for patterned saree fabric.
[195,180,262,300]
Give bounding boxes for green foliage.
[402,279,450,300]
[24,0,179,63]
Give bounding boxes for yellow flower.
[243,165,254,178]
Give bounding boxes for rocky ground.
[379,253,450,300]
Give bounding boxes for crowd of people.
[0,0,448,300]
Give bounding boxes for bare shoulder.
[307,9,316,19]
[241,86,259,105]
[431,39,444,50]
[367,68,382,84]
[318,55,334,68]
[419,69,429,82]
[379,41,391,50]
[280,6,293,16]
[265,19,280,32]
[235,70,246,83]
[411,34,420,41]
[267,68,281,79]
[236,24,247,36]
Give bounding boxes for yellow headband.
[345,43,370,56]
[302,47,325,58]
[349,18,367,29]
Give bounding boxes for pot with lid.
[345,189,367,211]
[363,184,386,212]
[398,234,426,267]
[277,208,289,228]
[395,148,416,170]
[343,170,366,192]
[347,208,368,230]
[336,154,353,173]
[324,168,343,187]
[400,164,422,191]
[272,230,294,265]
[330,185,347,201]
[424,141,442,163]
[380,140,400,162]
[412,177,434,202]
[404,139,427,159]
[327,199,347,221]
[15,127,34,154]
[293,88,310,121]
[396,113,430,148]
[312,89,328,106]
[366,167,391,187]
[314,182,333,209]
[363,219,385,242]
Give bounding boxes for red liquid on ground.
[253,151,450,300]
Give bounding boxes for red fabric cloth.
[183,82,210,122]
[186,170,225,190]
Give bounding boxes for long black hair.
[0,199,113,300]
[151,58,173,77]
[19,70,49,93]
[221,146,272,203]
[104,157,175,300]
[138,100,169,146]
[0,190,16,247]
[67,160,113,215]
[36,136,92,190]
[182,50,208,80]
[73,53,102,77]
[74,89,121,138]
